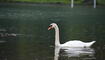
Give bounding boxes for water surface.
[0,3,105,60]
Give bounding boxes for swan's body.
[48,23,96,48]
[61,40,96,48]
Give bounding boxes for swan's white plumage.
[61,40,86,47]
[61,40,96,48]
[48,23,96,48]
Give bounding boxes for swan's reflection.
[54,47,95,60]
[54,46,61,60]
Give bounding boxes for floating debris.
[0,29,7,32]
[0,33,17,37]
[0,41,6,43]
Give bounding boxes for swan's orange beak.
[48,26,53,30]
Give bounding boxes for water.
[54,46,95,60]
[0,3,105,60]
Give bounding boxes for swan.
[48,23,96,48]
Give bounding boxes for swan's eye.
[49,25,52,27]
[48,25,53,30]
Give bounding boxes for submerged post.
[94,0,96,8]
[71,0,74,8]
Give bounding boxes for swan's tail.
[85,41,96,47]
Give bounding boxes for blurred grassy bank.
[0,0,105,5]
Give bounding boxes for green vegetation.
[0,0,105,5]
[97,0,105,5]
[16,0,70,4]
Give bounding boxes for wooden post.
[94,0,96,8]
[71,0,74,8]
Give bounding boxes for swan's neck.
[54,25,60,46]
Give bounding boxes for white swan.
[48,23,96,48]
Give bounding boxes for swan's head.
[48,23,57,30]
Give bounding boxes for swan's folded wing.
[61,40,86,48]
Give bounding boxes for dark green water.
[0,3,105,60]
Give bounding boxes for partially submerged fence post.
[70,0,96,8]
[94,0,96,8]
[71,0,74,8]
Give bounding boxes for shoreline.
[0,2,105,8]
[0,2,71,7]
